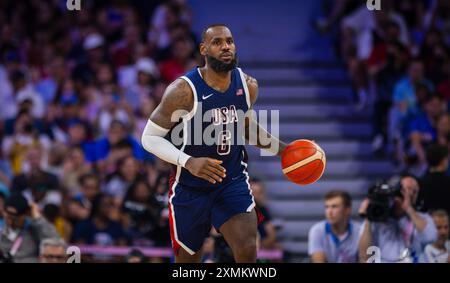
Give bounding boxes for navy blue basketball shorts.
[167,175,258,256]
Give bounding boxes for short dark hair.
[430,209,449,219]
[201,24,229,42]
[324,190,352,208]
[426,143,449,167]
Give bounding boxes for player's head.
[200,24,238,72]
[430,210,449,246]
[323,190,352,226]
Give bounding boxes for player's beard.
[207,53,238,73]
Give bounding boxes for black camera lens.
[366,181,399,222]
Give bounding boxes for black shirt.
[420,171,450,215]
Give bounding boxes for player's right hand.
[185,157,226,184]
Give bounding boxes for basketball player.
[141,24,288,263]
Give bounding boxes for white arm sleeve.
[141,119,191,167]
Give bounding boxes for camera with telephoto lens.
[364,180,403,222]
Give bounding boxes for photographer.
[358,175,437,263]
[0,193,60,262]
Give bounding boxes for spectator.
[121,178,164,247]
[39,238,68,263]
[340,2,409,61]
[66,173,101,226]
[2,110,51,175]
[358,175,437,263]
[111,23,144,68]
[148,0,192,52]
[10,146,59,195]
[103,156,141,200]
[407,93,446,172]
[72,193,127,246]
[308,190,360,263]
[0,0,200,262]
[0,194,60,263]
[43,204,72,243]
[66,121,96,163]
[45,143,67,179]
[421,210,450,263]
[390,59,434,150]
[95,120,145,165]
[123,57,159,112]
[368,20,410,154]
[9,70,45,119]
[52,88,86,137]
[96,84,133,136]
[340,3,409,109]
[72,33,107,87]
[419,143,450,215]
[34,56,68,105]
[61,146,92,195]
[8,146,62,212]
[249,178,279,250]
[159,36,197,83]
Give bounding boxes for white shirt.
[421,241,450,263]
[308,220,361,263]
[359,213,438,263]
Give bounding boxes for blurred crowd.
[309,0,450,263]
[0,0,192,262]
[0,0,281,263]
[317,0,450,177]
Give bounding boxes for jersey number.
[217,130,231,155]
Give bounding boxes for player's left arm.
[243,73,287,156]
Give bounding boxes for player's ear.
[199,42,207,56]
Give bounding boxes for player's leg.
[169,184,212,263]
[211,177,259,263]
[219,209,258,263]
[175,247,203,263]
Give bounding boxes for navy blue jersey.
[168,67,251,189]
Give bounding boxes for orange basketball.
[281,139,326,185]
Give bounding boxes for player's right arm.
[141,78,226,184]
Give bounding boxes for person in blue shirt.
[408,93,447,168]
[389,59,434,156]
[308,190,361,263]
[67,120,97,163]
[72,193,127,246]
[0,185,9,233]
[94,120,148,163]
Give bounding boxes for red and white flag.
[236,88,243,96]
